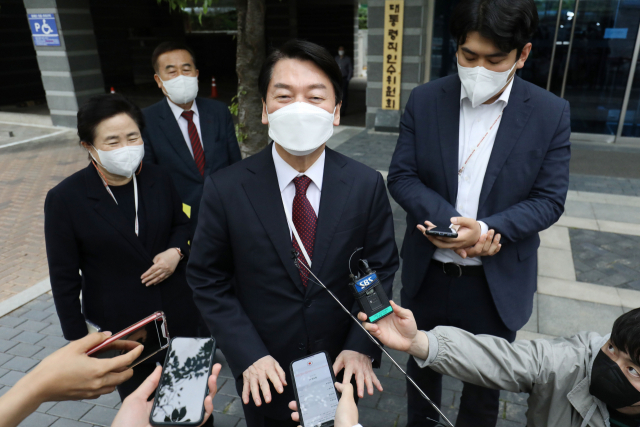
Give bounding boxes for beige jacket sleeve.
[416,326,600,394]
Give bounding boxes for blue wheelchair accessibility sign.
[28,14,61,47]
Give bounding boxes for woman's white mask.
[89,144,144,178]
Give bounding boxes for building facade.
[7,0,357,127]
[366,0,640,145]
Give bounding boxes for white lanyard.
[97,172,139,236]
[281,196,312,267]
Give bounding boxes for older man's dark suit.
[142,97,241,239]
[187,144,399,422]
[388,74,571,426]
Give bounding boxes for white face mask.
[267,102,336,157]
[457,58,517,108]
[89,144,145,178]
[160,74,199,105]
[338,50,345,56]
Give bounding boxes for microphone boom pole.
[293,255,454,427]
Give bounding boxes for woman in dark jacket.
[44,94,199,400]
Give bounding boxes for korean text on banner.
[381,0,404,110]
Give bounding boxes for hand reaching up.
[358,301,429,360]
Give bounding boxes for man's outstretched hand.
[358,301,429,360]
[242,355,287,406]
[333,350,383,398]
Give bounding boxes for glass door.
[562,0,640,139]
[522,0,640,143]
[617,20,640,142]
[520,1,565,90]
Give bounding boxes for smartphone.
[86,311,170,368]
[423,225,458,238]
[150,337,217,426]
[290,352,340,427]
[86,319,102,334]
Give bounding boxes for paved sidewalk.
[0,123,362,307]
[1,126,640,426]
[570,229,640,290]
[0,123,80,303]
[570,174,640,196]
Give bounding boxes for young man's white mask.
[457,58,517,108]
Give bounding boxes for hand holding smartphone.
[150,337,217,426]
[422,225,458,238]
[86,312,170,369]
[290,352,340,427]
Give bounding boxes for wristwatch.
[173,247,184,261]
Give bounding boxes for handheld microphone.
[349,259,393,323]
[291,250,454,427]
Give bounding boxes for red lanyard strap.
[458,107,505,177]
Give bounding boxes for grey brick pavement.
[334,130,397,173]
[332,129,638,199]
[0,129,543,427]
[569,174,640,196]
[569,229,640,290]
[0,227,528,427]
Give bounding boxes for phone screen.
[90,317,169,368]
[292,353,339,427]
[150,337,215,425]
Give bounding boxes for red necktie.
[181,110,205,175]
[291,176,317,287]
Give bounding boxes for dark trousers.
[116,360,157,401]
[242,408,299,427]
[402,262,516,427]
[341,78,350,115]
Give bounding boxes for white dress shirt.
[272,143,325,237]
[166,98,204,157]
[433,79,514,266]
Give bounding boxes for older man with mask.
[142,42,241,241]
[187,39,399,427]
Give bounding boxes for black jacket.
[44,163,199,341]
[142,97,242,239]
[187,144,399,419]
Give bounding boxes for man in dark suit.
[142,42,242,239]
[187,40,399,427]
[335,45,353,116]
[387,1,571,426]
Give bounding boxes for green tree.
[157,0,268,156]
